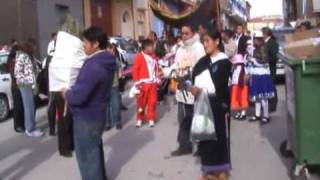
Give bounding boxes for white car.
[0,51,13,121]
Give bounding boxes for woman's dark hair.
[205,29,224,52]
[262,27,273,36]
[141,39,154,50]
[8,44,20,61]
[82,26,109,49]
[20,41,34,57]
[222,29,234,38]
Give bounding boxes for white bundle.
[49,31,86,92]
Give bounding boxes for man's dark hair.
[301,21,312,30]
[181,24,196,33]
[141,39,154,50]
[262,27,273,37]
[82,26,109,49]
[223,29,234,38]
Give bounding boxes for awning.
[149,0,217,27]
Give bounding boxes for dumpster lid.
[278,50,320,66]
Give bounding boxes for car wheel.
[0,95,9,121]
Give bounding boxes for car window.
[116,38,137,53]
[0,55,9,74]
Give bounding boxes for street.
[0,86,319,180]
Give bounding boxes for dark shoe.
[249,116,260,122]
[238,114,247,121]
[105,126,113,131]
[15,127,25,133]
[193,149,200,157]
[60,152,73,158]
[234,113,241,120]
[171,148,192,157]
[261,117,270,125]
[121,104,128,111]
[116,124,123,130]
[49,129,56,136]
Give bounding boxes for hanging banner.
[149,0,216,26]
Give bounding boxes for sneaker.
[171,147,193,157]
[249,116,260,122]
[261,117,270,125]
[149,121,155,128]
[25,130,44,138]
[136,120,142,128]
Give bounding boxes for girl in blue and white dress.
[248,31,275,124]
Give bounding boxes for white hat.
[109,38,118,45]
[253,30,263,38]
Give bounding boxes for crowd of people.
[3,20,285,180]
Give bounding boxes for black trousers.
[12,85,25,131]
[177,103,194,150]
[269,63,278,113]
[48,92,74,156]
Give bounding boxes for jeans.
[106,87,121,127]
[73,118,107,180]
[177,103,194,150]
[19,87,36,132]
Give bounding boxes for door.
[0,54,12,108]
[121,10,134,38]
[91,0,113,35]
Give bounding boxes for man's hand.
[191,87,202,96]
[61,88,68,99]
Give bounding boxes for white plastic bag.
[191,91,216,142]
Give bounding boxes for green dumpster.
[279,51,320,177]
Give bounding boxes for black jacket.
[236,34,249,56]
[264,37,279,65]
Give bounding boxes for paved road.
[0,86,319,180]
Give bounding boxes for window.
[55,4,70,26]
[0,55,9,74]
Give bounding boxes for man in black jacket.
[262,27,279,113]
[235,24,248,56]
[262,27,279,81]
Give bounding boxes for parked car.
[0,51,13,121]
[0,50,48,121]
[110,36,139,66]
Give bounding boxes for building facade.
[0,0,84,58]
[283,0,320,26]
[220,0,251,30]
[84,0,153,40]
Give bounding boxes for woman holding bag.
[191,29,232,180]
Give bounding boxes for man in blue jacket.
[63,26,116,180]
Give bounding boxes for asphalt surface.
[0,86,319,180]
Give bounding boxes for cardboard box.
[285,29,320,59]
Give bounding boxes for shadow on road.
[105,126,154,180]
[0,135,56,180]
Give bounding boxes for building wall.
[37,0,84,58]
[0,0,38,47]
[112,0,134,38]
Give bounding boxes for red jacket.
[133,52,159,85]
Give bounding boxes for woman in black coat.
[191,30,232,180]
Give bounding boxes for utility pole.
[215,0,222,31]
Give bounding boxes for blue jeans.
[73,118,107,180]
[106,87,121,127]
[19,87,36,132]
